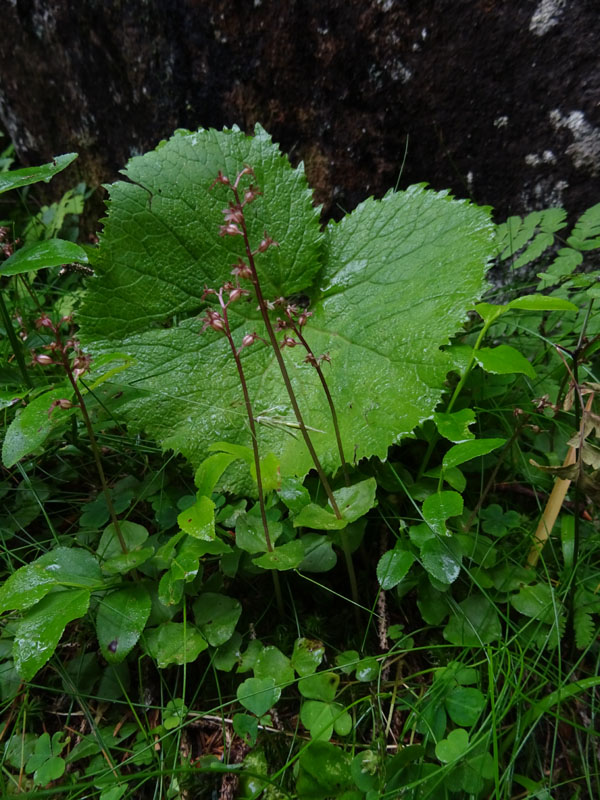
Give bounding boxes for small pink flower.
[280,335,297,349]
[219,222,243,237]
[231,260,253,280]
[35,315,55,330]
[202,310,225,333]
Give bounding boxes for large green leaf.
[13,589,90,680]
[0,547,102,614]
[79,126,494,482]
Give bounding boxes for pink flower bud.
[219,223,242,237]
[202,310,225,333]
[228,287,247,303]
[241,333,257,348]
[257,233,278,253]
[280,335,297,349]
[34,353,54,365]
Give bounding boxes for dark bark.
[0,0,598,222]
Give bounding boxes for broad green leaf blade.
[2,387,76,468]
[13,589,90,680]
[177,495,215,540]
[475,345,536,378]
[192,592,242,646]
[0,239,88,277]
[144,622,208,668]
[96,584,151,663]
[291,637,325,677]
[253,540,305,570]
[506,295,577,312]
[298,671,339,702]
[445,686,485,726]
[79,129,494,483]
[0,153,78,195]
[376,548,415,590]
[443,438,506,471]
[420,537,462,584]
[237,677,281,717]
[511,583,562,624]
[0,547,101,614]
[443,595,501,646]
[293,477,377,529]
[80,125,322,340]
[435,728,470,763]
[433,409,476,442]
[97,521,149,560]
[255,645,295,687]
[422,491,464,535]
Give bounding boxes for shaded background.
[0,0,598,222]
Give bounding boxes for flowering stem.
[231,185,343,521]
[212,291,284,615]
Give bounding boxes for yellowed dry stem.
[526,393,594,567]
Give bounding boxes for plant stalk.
[220,295,284,616]
[60,349,128,554]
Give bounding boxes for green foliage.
[78,125,494,482]
[1,125,599,800]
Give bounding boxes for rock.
[0,0,598,221]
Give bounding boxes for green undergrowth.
[0,126,599,799]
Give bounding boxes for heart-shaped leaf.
[237,677,281,717]
[435,728,470,763]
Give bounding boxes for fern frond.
[567,202,600,251]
